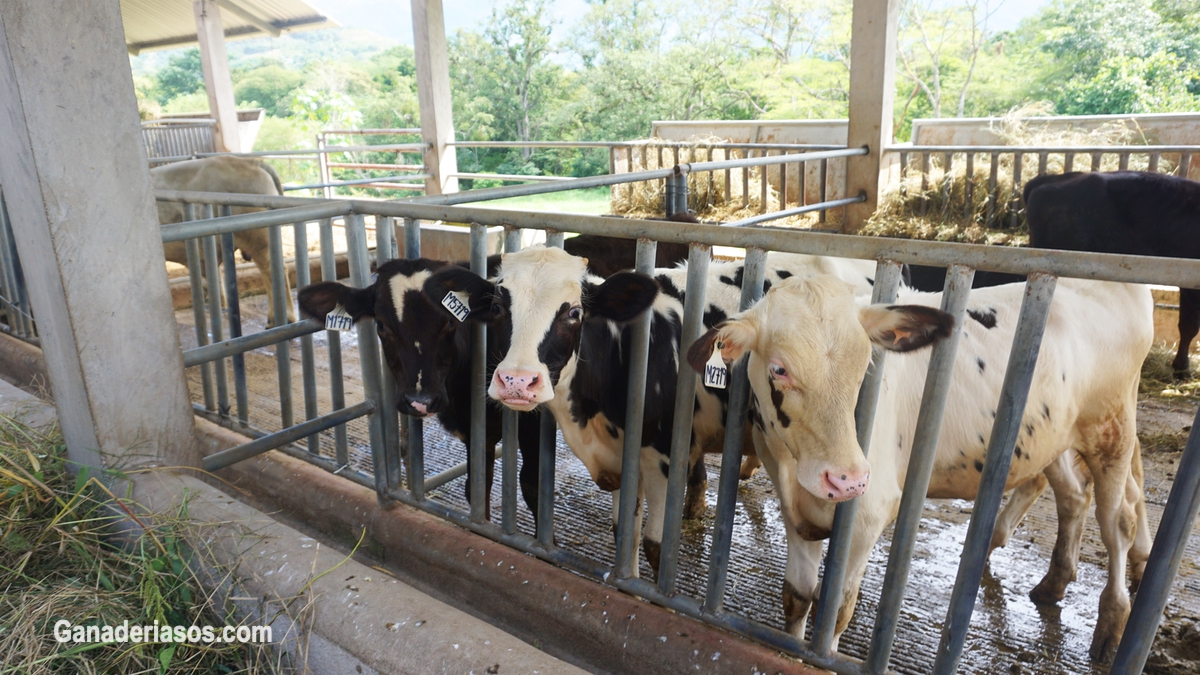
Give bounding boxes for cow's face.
[299,259,482,418]
[424,246,658,411]
[688,275,953,502]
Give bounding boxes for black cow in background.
[1024,171,1200,376]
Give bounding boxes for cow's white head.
[688,275,954,502]
[423,245,659,410]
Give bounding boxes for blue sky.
[308,0,1052,45]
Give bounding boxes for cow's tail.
[259,161,285,196]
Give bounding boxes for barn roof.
[122,0,337,55]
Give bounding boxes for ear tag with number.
[325,305,354,331]
[441,290,472,322]
[703,341,728,389]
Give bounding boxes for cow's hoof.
[1089,628,1121,663]
[783,579,812,636]
[683,490,707,520]
[595,470,621,492]
[1172,366,1192,381]
[1029,577,1066,606]
[643,538,662,573]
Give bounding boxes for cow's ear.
[584,272,658,323]
[423,266,496,320]
[686,319,757,374]
[298,282,376,321]
[858,303,954,352]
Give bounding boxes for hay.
[0,419,280,674]
[865,104,1174,243]
[609,137,834,228]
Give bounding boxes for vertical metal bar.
[1038,151,1048,176]
[920,152,931,216]
[779,153,788,208]
[658,243,711,594]
[941,152,953,209]
[184,204,215,412]
[1091,151,1102,171]
[1119,152,1130,171]
[268,224,293,429]
[294,220,320,454]
[965,152,975,221]
[932,273,1058,675]
[220,208,248,424]
[819,158,829,224]
[1110,402,1200,673]
[469,222,489,523]
[866,264,975,673]
[1149,152,1160,173]
[674,167,689,215]
[537,408,557,546]
[742,149,750,210]
[320,217,349,466]
[723,149,731,206]
[810,260,904,654]
[376,217,401,488]
[704,247,768,612]
[0,189,28,338]
[545,230,565,249]
[799,159,807,206]
[985,152,1000,228]
[759,151,769,214]
[1010,152,1024,229]
[615,238,658,579]
[403,217,425,498]
[0,190,24,337]
[664,173,677,217]
[346,213,388,494]
[1180,152,1193,179]
[1064,151,1075,173]
[202,230,228,416]
[501,226,523,534]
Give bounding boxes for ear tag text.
[325,305,354,332]
[442,290,472,322]
[703,342,728,389]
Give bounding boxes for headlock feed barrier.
[155,145,1200,675]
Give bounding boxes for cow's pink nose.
[493,369,542,402]
[821,469,870,501]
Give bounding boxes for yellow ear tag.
[703,342,728,389]
[325,305,353,331]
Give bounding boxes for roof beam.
[124,15,330,53]
[215,0,281,37]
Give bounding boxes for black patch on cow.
[1042,403,1051,420]
[1062,371,1067,382]
[748,404,766,432]
[1015,446,1023,459]
[777,270,793,280]
[1025,423,1035,436]
[704,305,728,328]
[762,279,772,293]
[974,459,984,472]
[966,308,997,329]
[989,409,996,419]
[660,460,670,478]
[976,357,986,373]
[977,433,986,445]
[866,276,874,286]
[656,274,684,301]
[768,378,791,428]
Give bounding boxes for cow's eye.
[567,306,583,321]
[769,363,787,378]
[491,303,503,316]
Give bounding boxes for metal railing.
[141,118,217,159]
[0,187,36,344]
[887,144,1200,229]
[156,146,1197,675]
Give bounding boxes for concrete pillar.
[0,0,201,470]
[194,0,242,152]
[411,0,459,195]
[843,0,900,232]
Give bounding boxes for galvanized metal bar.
[346,213,389,494]
[294,220,320,454]
[376,217,401,487]
[1064,151,1075,173]
[546,230,565,249]
[0,190,27,338]
[811,260,904,654]
[405,217,422,257]
[920,152,931,217]
[722,196,866,229]
[760,152,769,214]
[469,222,489,523]
[319,218,349,465]
[202,401,374,472]
[220,210,248,423]
[403,216,424,498]
[1109,402,1200,674]
[1038,151,1048,176]
[704,246,768,612]
[664,173,677,217]
[891,143,1200,153]
[674,166,689,215]
[964,152,975,221]
[742,150,750,209]
[615,238,658,579]
[424,460,470,492]
[799,159,807,206]
[1149,152,1160,173]
[161,201,351,242]
[184,224,215,411]
[1091,151,1102,171]
[866,264,975,674]
[657,243,711,593]
[537,408,557,546]
[1119,152,1130,171]
[819,158,829,224]
[268,224,294,429]
[1010,152,1025,229]
[1180,152,1193,178]
[202,231,229,416]
[985,152,1000,228]
[779,152,787,207]
[154,189,325,209]
[931,273,1058,675]
[941,152,953,207]
[502,227,523,535]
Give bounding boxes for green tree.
[156,48,205,105]
[234,65,305,117]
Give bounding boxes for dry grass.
[864,103,1174,243]
[0,419,278,674]
[1142,343,1200,400]
[609,137,835,228]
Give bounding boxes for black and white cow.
[688,274,1153,660]
[423,245,877,572]
[298,257,542,518]
[1025,170,1200,375]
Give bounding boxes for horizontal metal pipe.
[183,318,323,367]
[423,461,470,492]
[160,202,352,242]
[448,140,843,150]
[286,174,432,191]
[353,200,1200,286]
[677,146,868,175]
[451,172,575,183]
[202,401,374,472]
[195,143,428,156]
[890,144,1200,153]
[722,194,866,228]
[327,162,425,171]
[324,128,422,135]
[155,189,328,207]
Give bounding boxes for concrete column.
[194,0,242,152]
[411,0,459,195]
[0,0,201,470]
[843,0,900,232]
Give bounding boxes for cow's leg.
[990,470,1049,556]
[1079,409,1139,662]
[683,453,707,520]
[783,526,823,638]
[1127,439,1150,591]
[1173,288,1200,376]
[639,448,670,576]
[516,411,542,522]
[1029,451,1092,604]
[826,506,893,649]
[739,454,761,479]
[236,230,296,328]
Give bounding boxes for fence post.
[844,0,900,232]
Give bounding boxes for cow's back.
[151,156,281,224]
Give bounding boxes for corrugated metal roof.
[122,0,337,54]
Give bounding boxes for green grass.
[472,186,612,215]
